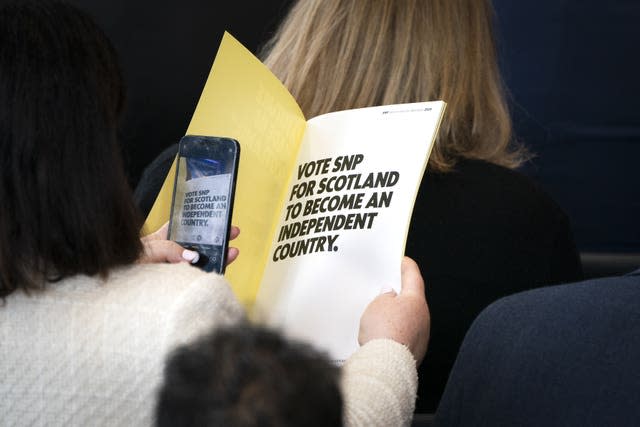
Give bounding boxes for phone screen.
[168,135,240,273]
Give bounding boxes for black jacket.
[407,158,583,413]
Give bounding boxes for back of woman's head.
[261,0,528,172]
[0,0,143,297]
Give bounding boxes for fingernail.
[380,286,397,295]
[182,249,200,264]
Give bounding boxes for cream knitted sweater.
[0,263,417,426]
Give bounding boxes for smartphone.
[167,135,240,274]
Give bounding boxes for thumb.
[400,256,425,296]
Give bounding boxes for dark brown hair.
[0,0,143,297]
[156,323,343,426]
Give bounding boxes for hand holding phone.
[138,222,240,266]
[167,135,240,274]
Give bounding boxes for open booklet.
[143,32,445,362]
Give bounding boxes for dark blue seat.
[434,269,640,427]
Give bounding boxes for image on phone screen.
[167,135,239,274]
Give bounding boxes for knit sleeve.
[341,339,418,427]
[164,272,247,351]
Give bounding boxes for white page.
[253,101,445,363]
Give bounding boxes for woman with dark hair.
[0,0,141,296]
[0,0,206,295]
[0,2,430,425]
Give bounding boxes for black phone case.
[167,135,240,274]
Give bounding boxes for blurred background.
[69,0,294,187]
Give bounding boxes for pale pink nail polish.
[182,250,199,264]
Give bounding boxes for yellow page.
[143,32,307,307]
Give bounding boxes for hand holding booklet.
[144,32,445,362]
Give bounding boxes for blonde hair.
[261,0,528,172]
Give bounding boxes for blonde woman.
[261,0,583,413]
